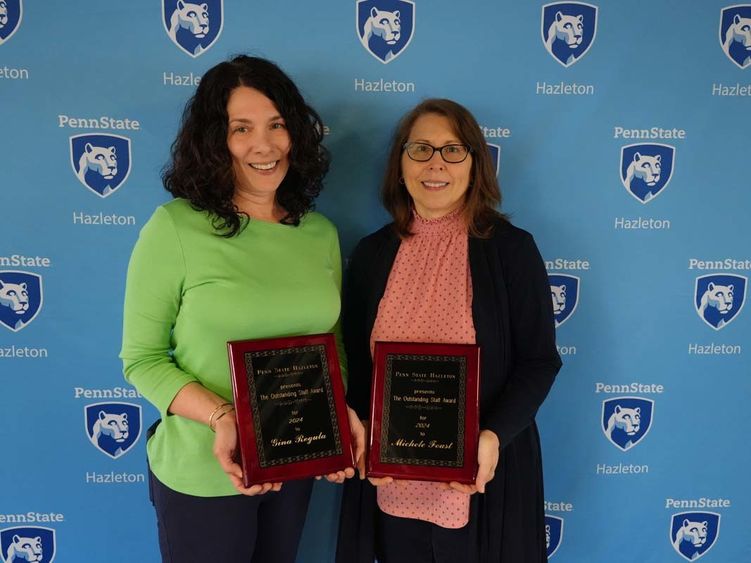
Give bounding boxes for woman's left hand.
[444,429,500,495]
[318,406,366,483]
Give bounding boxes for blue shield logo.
[601,397,654,451]
[0,270,42,332]
[720,5,751,69]
[163,0,223,58]
[0,0,22,45]
[695,274,747,331]
[85,402,142,459]
[487,143,501,177]
[620,143,675,204]
[548,274,579,328]
[0,526,55,563]
[545,515,564,558]
[357,0,415,64]
[670,512,720,561]
[541,2,598,67]
[70,134,132,198]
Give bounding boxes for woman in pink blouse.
[337,99,561,562]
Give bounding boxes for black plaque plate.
[228,334,353,486]
[368,341,480,483]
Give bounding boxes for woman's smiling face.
[226,86,291,199]
[401,113,472,219]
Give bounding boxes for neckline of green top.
[243,213,311,229]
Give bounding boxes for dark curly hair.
[162,55,330,236]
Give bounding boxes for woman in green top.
[121,55,364,563]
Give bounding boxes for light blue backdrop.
[1,1,749,562]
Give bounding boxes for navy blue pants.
[149,470,313,563]
[376,509,471,563]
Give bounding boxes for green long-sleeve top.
[120,198,344,496]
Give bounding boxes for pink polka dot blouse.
[370,208,475,529]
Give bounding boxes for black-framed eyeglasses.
[402,142,473,163]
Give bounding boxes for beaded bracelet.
[210,406,235,432]
[208,402,233,431]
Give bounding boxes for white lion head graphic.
[5,534,43,563]
[606,405,641,437]
[547,11,583,48]
[0,1,8,30]
[674,519,708,550]
[542,4,598,67]
[626,152,661,187]
[169,1,209,40]
[551,284,566,315]
[363,8,401,46]
[695,274,747,330]
[77,143,117,183]
[700,282,734,316]
[92,411,129,443]
[724,13,751,49]
[0,280,29,315]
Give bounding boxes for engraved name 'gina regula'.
[270,432,327,447]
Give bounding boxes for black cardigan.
[337,218,562,563]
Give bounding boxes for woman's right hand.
[212,413,282,496]
[361,418,397,487]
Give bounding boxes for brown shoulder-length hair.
[382,98,505,238]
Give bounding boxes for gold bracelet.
[211,406,235,432]
[208,402,232,430]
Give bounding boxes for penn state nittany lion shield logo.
[720,5,751,69]
[163,0,223,57]
[85,402,142,459]
[0,270,42,332]
[548,274,579,328]
[670,512,720,561]
[70,134,132,198]
[694,274,747,331]
[487,143,501,177]
[541,2,598,67]
[545,515,564,558]
[0,0,22,46]
[620,143,675,204]
[0,526,55,563]
[601,396,654,451]
[357,0,415,64]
